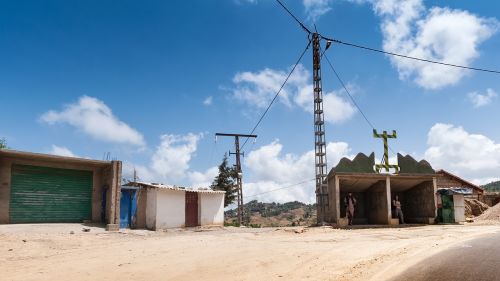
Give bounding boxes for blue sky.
[1,0,500,203]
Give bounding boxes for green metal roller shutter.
[9,165,93,223]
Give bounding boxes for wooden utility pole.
[312,32,329,225]
[215,133,257,225]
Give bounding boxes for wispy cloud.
[468,88,497,108]
[48,145,77,157]
[203,96,213,106]
[40,96,145,146]
[303,0,332,22]
[231,64,357,124]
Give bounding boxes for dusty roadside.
[1,223,499,281]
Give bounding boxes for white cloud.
[121,132,219,188]
[151,133,203,182]
[40,96,145,146]
[372,0,498,89]
[49,145,77,157]
[232,64,356,124]
[303,0,332,22]
[232,65,309,108]
[235,0,257,4]
[244,140,353,203]
[468,88,497,108]
[188,166,219,188]
[203,96,213,106]
[424,123,500,184]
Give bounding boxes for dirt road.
[1,223,499,281]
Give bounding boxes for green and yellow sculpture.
[373,129,400,173]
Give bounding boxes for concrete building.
[122,182,225,230]
[324,153,438,226]
[0,149,122,229]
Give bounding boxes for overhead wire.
[275,0,311,34]
[240,40,312,151]
[246,178,316,198]
[322,36,500,75]
[322,49,398,157]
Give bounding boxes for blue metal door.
[120,190,132,228]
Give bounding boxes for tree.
[211,153,237,207]
[0,138,7,149]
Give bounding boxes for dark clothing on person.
[344,195,356,226]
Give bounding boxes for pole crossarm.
[373,129,399,173]
[216,133,258,138]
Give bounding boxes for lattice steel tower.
[312,33,328,224]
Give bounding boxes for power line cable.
[322,51,376,130]
[323,36,500,75]
[275,0,311,34]
[246,178,315,198]
[322,50,399,156]
[240,40,312,151]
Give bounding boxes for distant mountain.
[225,200,317,227]
[482,181,500,192]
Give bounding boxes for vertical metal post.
[234,136,243,225]
[312,33,329,224]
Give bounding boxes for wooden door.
[185,192,198,227]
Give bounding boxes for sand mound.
[464,198,489,217]
[476,202,500,221]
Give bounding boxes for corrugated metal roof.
[437,187,473,195]
[123,181,225,194]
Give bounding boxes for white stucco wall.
[453,194,465,223]
[155,189,186,229]
[146,188,157,230]
[199,193,225,226]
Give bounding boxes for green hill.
[482,181,500,192]
[225,200,317,227]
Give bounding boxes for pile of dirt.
[476,202,500,221]
[464,198,489,217]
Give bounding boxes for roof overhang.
[0,149,112,167]
[333,172,436,193]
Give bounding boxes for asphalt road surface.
[392,231,500,281]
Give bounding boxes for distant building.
[121,182,225,230]
[435,169,484,197]
[0,149,122,230]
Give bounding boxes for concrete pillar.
[433,177,438,220]
[0,159,11,224]
[385,176,392,224]
[335,175,340,223]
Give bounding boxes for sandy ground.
[1,223,499,281]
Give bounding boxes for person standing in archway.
[344,192,357,226]
[393,195,405,224]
